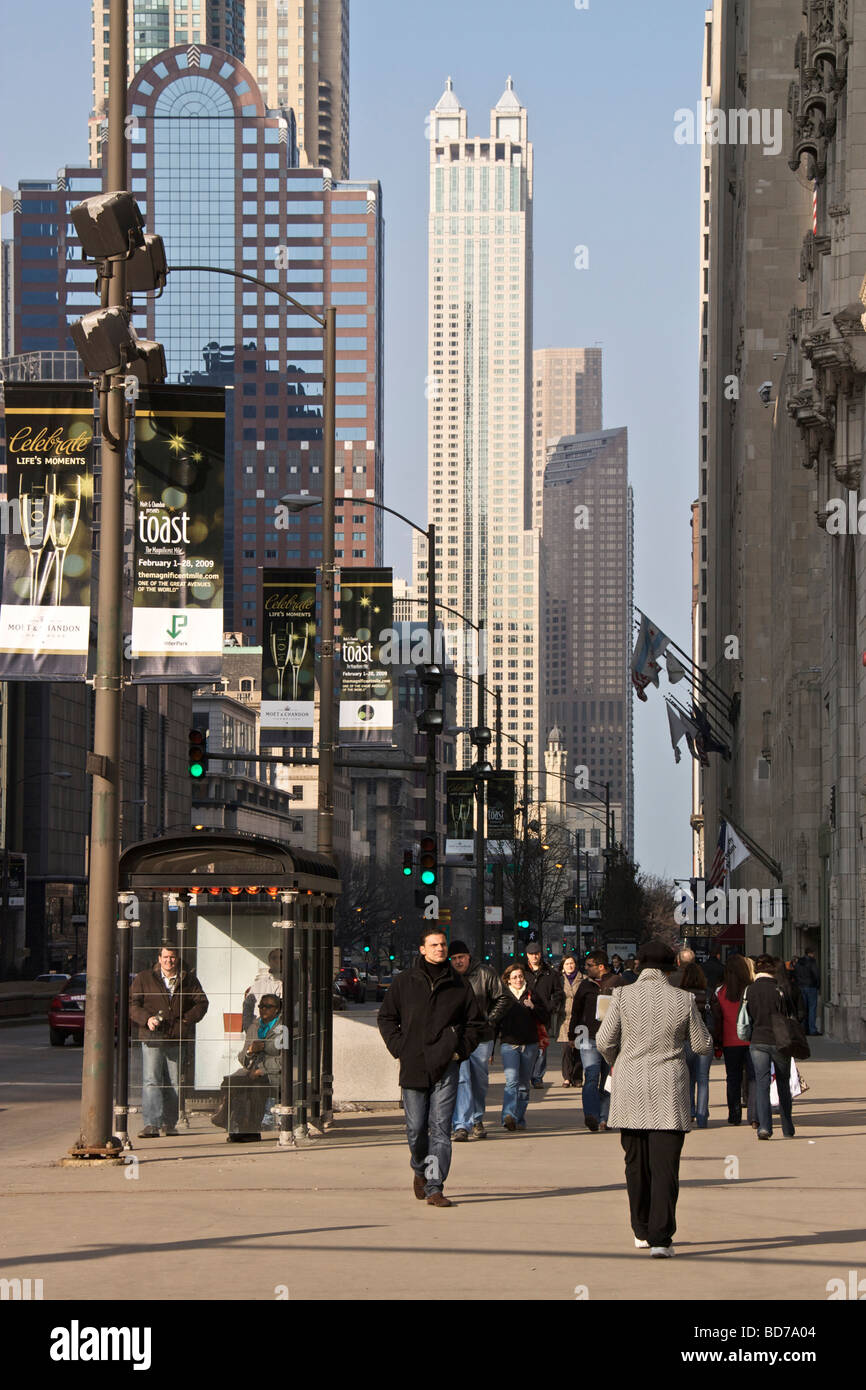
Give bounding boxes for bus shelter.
[116,831,340,1147]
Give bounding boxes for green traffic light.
[402,865,412,876]
[189,762,204,779]
[421,869,436,886]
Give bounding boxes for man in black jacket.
[378,927,485,1207]
[524,945,564,1088]
[568,951,618,1131]
[449,939,509,1141]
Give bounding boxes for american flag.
[707,819,727,889]
[812,181,818,235]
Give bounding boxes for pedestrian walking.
[523,944,564,1087]
[129,946,209,1138]
[676,959,712,1127]
[568,950,619,1132]
[703,950,725,992]
[497,962,547,1131]
[793,948,820,1034]
[596,939,713,1258]
[708,952,756,1126]
[448,939,509,1141]
[558,955,584,1088]
[741,954,798,1140]
[377,926,484,1207]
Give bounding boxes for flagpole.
[667,693,730,753]
[633,608,734,714]
[722,813,783,882]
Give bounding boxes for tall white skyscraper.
[413,78,539,783]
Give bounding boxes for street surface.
[0,1020,864,1302]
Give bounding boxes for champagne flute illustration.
[18,475,56,606]
[455,795,473,841]
[45,474,82,606]
[270,625,291,702]
[287,624,309,701]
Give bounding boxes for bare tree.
[489,820,573,938]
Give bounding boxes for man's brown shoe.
[413,1173,427,1200]
[426,1191,453,1207]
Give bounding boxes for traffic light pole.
[474,621,486,963]
[74,0,128,1158]
[425,523,438,849]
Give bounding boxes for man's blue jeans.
[801,985,818,1034]
[685,1043,711,1123]
[453,1039,494,1132]
[750,1044,795,1137]
[501,1043,540,1125]
[580,1040,610,1123]
[141,1042,180,1130]
[402,1061,460,1195]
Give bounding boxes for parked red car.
[335,966,366,1004]
[48,973,87,1046]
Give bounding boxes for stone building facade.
[699,0,866,1046]
[779,0,866,1046]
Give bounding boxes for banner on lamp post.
[130,386,225,680]
[446,772,475,859]
[260,568,316,729]
[0,384,95,679]
[338,567,393,732]
[486,771,516,856]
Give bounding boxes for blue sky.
[0,0,710,879]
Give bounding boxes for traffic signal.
[363,937,371,954]
[188,728,205,779]
[419,834,437,888]
[389,952,395,962]
[402,850,413,877]
[517,916,530,931]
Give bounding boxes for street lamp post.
[77,0,129,1155]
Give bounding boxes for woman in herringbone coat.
[596,939,713,1258]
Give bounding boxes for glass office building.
[128,45,384,630]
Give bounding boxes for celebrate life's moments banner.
[0,384,95,679]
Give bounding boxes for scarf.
[257,1016,279,1040]
[509,984,527,1001]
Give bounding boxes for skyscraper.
[413,78,539,782]
[531,347,602,530]
[543,427,634,855]
[88,1,247,164]
[244,0,350,179]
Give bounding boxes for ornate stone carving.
[789,1,850,176]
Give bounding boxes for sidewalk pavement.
[0,1036,864,1302]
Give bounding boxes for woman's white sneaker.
[634,1238,649,1248]
[650,1245,676,1258]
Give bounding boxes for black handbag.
[771,996,811,1061]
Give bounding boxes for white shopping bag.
[769,1060,802,1107]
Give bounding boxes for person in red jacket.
[708,953,755,1126]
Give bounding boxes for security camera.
[757,381,774,406]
